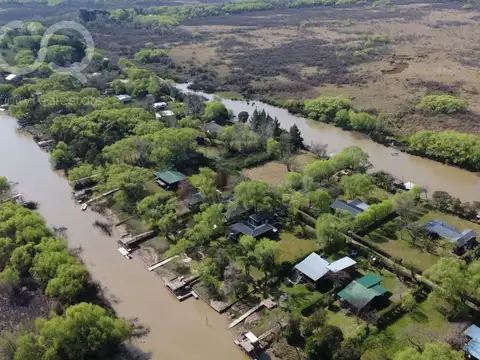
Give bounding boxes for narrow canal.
[177,84,480,202]
[0,114,246,360]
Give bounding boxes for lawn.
[359,266,410,302]
[197,145,222,159]
[327,304,365,337]
[277,232,318,264]
[242,161,289,186]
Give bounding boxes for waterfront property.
[338,274,389,311]
[423,219,477,252]
[330,198,369,217]
[293,252,357,284]
[154,169,186,190]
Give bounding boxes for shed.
[338,281,387,311]
[294,253,330,282]
[327,256,357,273]
[154,169,186,188]
[465,324,480,359]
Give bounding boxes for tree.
[305,325,344,360]
[394,191,417,228]
[417,94,468,114]
[45,264,89,303]
[184,94,205,118]
[223,264,247,298]
[187,204,226,245]
[238,111,249,123]
[50,142,74,170]
[0,177,11,202]
[304,96,350,122]
[310,142,328,159]
[21,303,132,360]
[285,172,303,190]
[393,342,463,360]
[0,267,20,295]
[254,238,279,289]
[218,126,236,153]
[301,309,328,337]
[190,167,219,201]
[304,160,335,181]
[204,100,229,125]
[432,191,453,211]
[238,235,257,277]
[340,174,374,199]
[31,250,78,287]
[0,237,14,270]
[316,214,347,254]
[308,190,332,217]
[234,181,277,212]
[9,244,35,276]
[289,124,304,149]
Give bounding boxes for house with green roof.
[154,169,186,189]
[337,274,389,311]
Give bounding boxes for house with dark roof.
[229,212,278,240]
[154,169,186,190]
[330,199,369,217]
[338,274,389,311]
[423,219,477,251]
[201,122,224,136]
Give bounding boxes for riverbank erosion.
[176,84,480,203]
[0,114,245,360]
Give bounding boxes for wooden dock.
[148,255,179,272]
[119,230,156,250]
[228,299,276,329]
[85,188,120,204]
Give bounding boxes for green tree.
[285,172,303,190]
[238,235,258,277]
[31,250,78,287]
[187,204,226,245]
[0,177,11,201]
[0,237,14,270]
[67,164,98,183]
[417,94,468,114]
[234,181,276,212]
[14,333,42,360]
[349,111,378,132]
[190,167,219,201]
[238,111,249,123]
[254,238,279,288]
[45,264,90,303]
[308,190,332,217]
[304,96,350,122]
[45,45,73,65]
[50,142,74,170]
[316,214,347,254]
[204,100,229,125]
[393,342,463,360]
[289,124,304,149]
[305,325,344,360]
[301,309,328,337]
[218,126,236,153]
[304,160,334,181]
[340,174,374,199]
[9,244,34,276]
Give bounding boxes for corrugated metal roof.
[294,253,330,281]
[338,281,379,310]
[154,169,186,185]
[330,199,367,217]
[466,325,480,340]
[327,256,357,272]
[356,274,382,288]
[424,220,477,247]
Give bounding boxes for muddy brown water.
[177,83,480,202]
[0,114,246,360]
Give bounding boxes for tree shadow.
[409,307,429,323]
[368,232,389,244]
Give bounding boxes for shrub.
[304,96,351,122]
[416,94,468,114]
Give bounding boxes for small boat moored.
[80,203,88,211]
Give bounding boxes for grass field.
[277,231,318,264]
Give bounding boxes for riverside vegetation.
[2,17,480,360]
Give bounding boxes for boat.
[80,203,88,211]
[118,247,132,259]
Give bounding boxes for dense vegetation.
[0,179,132,360]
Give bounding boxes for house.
[225,202,248,222]
[423,219,477,250]
[115,94,132,103]
[327,256,357,273]
[229,212,277,239]
[153,102,167,110]
[338,274,388,311]
[464,324,480,359]
[154,169,186,190]
[294,253,331,283]
[330,199,369,217]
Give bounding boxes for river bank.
[177,83,480,203]
[0,114,246,360]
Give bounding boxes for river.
[0,114,246,360]
[177,84,480,203]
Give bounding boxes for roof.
[356,274,382,288]
[404,182,416,190]
[160,110,175,116]
[249,212,275,224]
[184,192,205,207]
[5,74,17,81]
[245,332,259,344]
[153,102,167,109]
[225,203,247,220]
[230,222,277,238]
[202,122,224,135]
[338,281,381,310]
[115,94,132,102]
[294,253,330,282]
[424,219,477,247]
[154,169,186,185]
[465,325,480,359]
[330,199,368,217]
[327,256,357,272]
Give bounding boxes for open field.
[165,2,480,136]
